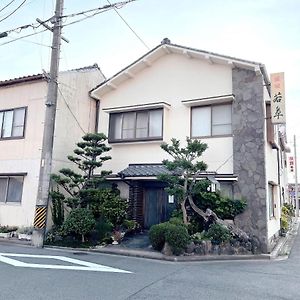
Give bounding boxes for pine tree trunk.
[181,199,188,224]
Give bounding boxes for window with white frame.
[109,109,163,142]
[0,107,26,139]
[191,104,232,137]
[0,176,24,203]
[268,183,275,219]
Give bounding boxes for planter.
[18,233,32,241]
[0,232,11,239]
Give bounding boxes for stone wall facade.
[232,68,268,253]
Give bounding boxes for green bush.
[283,203,295,217]
[94,217,113,243]
[206,223,232,245]
[89,188,128,228]
[0,226,18,233]
[149,222,190,255]
[149,223,171,251]
[165,224,190,255]
[280,215,289,232]
[62,208,96,243]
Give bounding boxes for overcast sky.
[0,0,299,173]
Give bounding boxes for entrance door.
[144,188,173,228]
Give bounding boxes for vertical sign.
[270,72,286,124]
[289,156,294,173]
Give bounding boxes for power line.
[0,0,27,23]
[106,0,149,50]
[57,85,86,134]
[0,29,47,47]
[0,0,16,14]
[62,8,112,27]
[215,154,233,172]
[60,0,137,19]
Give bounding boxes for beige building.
[90,40,290,252]
[0,65,104,227]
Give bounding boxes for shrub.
[62,208,95,243]
[149,221,190,255]
[0,226,18,233]
[89,189,128,228]
[283,203,295,217]
[93,217,113,243]
[191,231,208,243]
[149,223,171,251]
[280,215,289,233]
[50,190,65,227]
[165,224,190,255]
[206,223,232,245]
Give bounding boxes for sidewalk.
[1,220,299,262]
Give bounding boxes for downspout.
[276,148,282,205]
[95,99,100,133]
[88,91,100,133]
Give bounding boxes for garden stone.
[162,242,173,256]
[185,242,195,254]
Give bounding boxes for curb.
[1,220,299,263]
[270,218,300,259]
[44,244,272,262]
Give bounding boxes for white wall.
[97,53,233,174]
[0,80,47,226]
[52,68,105,173]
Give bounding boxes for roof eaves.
[0,74,45,87]
[90,41,270,98]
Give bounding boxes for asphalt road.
[0,232,300,300]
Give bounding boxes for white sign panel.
[270,72,286,124]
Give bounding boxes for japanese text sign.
[270,72,286,124]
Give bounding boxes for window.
[0,176,24,203]
[109,109,163,142]
[0,107,26,139]
[268,183,275,219]
[191,104,232,137]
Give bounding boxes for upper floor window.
[191,104,232,138]
[109,109,163,142]
[0,107,26,139]
[0,176,24,203]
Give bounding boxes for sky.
[0,0,300,176]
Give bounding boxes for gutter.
[88,91,100,133]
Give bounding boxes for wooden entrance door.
[144,188,173,228]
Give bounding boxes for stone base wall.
[232,68,268,253]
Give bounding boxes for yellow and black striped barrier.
[33,206,47,229]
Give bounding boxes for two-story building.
[90,40,289,253]
[0,65,104,228]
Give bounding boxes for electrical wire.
[57,85,86,134]
[60,0,137,20]
[106,0,149,50]
[215,154,233,172]
[62,8,112,27]
[0,29,47,47]
[0,0,27,23]
[0,0,16,14]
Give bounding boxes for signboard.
[289,156,294,172]
[270,72,286,124]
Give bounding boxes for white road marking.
[0,253,132,273]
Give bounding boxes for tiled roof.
[0,74,45,87]
[0,64,102,87]
[118,164,180,177]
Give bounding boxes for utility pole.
[294,135,299,217]
[31,0,64,247]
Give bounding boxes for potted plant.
[17,227,34,241]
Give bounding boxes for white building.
[90,40,290,253]
[0,65,104,227]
